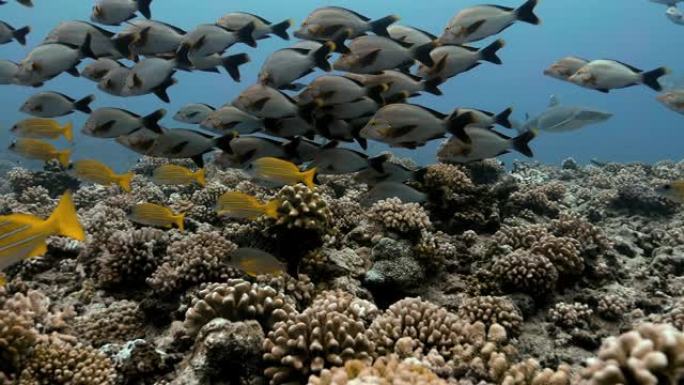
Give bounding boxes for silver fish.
[123,57,178,102]
[116,127,160,155]
[297,74,385,106]
[174,104,215,125]
[146,129,233,167]
[21,92,94,117]
[263,116,315,139]
[186,52,250,81]
[666,6,684,25]
[309,141,369,175]
[43,21,126,59]
[201,106,263,135]
[439,0,541,45]
[522,95,612,133]
[355,153,418,185]
[437,127,535,163]
[313,116,368,149]
[116,20,185,57]
[259,43,335,90]
[97,66,130,96]
[334,35,435,74]
[15,36,96,85]
[345,70,442,98]
[568,59,669,93]
[179,23,256,57]
[544,56,589,81]
[657,89,684,115]
[362,181,426,206]
[387,24,436,47]
[0,60,19,84]
[82,107,165,138]
[82,58,125,82]
[217,13,292,41]
[216,135,287,168]
[295,6,399,40]
[448,107,513,132]
[317,97,380,120]
[418,39,505,82]
[91,0,152,26]
[0,21,29,45]
[233,84,314,120]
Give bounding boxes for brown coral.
[74,300,145,347]
[492,225,549,251]
[255,273,315,311]
[17,342,116,385]
[97,228,169,287]
[550,213,613,256]
[272,184,333,232]
[548,302,593,330]
[368,197,432,235]
[458,296,524,337]
[307,355,449,385]
[492,250,559,296]
[530,235,584,277]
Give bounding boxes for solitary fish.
[91,0,153,26]
[21,92,94,118]
[0,21,30,45]
[11,119,74,142]
[544,56,589,82]
[82,107,165,138]
[174,103,215,125]
[295,6,399,40]
[69,159,134,192]
[522,95,613,133]
[418,39,505,82]
[10,139,71,167]
[657,89,684,115]
[228,248,286,277]
[439,0,541,45]
[217,13,292,41]
[568,60,669,93]
[152,164,206,187]
[251,157,317,189]
[0,192,85,276]
[437,127,535,163]
[216,191,280,219]
[655,181,684,203]
[333,35,435,74]
[129,203,184,231]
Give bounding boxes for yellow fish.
[0,192,85,275]
[216,191,280,219]
[70,159,134,192]
[129,203,184,231]
[656,181,684,203]
[229,247,286,277]
[252,157,317,189]
[152,164,206,187]
[9,138,71,167]
[11,119,74,143]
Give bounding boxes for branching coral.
[492,225,550,252]
[507,182,566,218]
[548,302,593,330]
[530,235,584,277]
[74,300,145,347]
[492,250,559,297]
[97,228,169,287]
[307,355,449,385]
[255,273,315,311]
[458,296,524,337]
[368,197,432,236]
[272,184,333,232]
[597,294,631,321]
[501,359,571,385]
[550,213,613,257]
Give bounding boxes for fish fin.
[12,25,30,45]
[313,115,334,138]
[480,39,505,65]
[195,168,206,187]
[515,0,542,25]
[313,41,335,72]
[175,43,193,69]
[49,191,85,241]
[201,67,220,74]
[73,94,95,114]
[263,199,281,219]
[190,155,204,168]
[358,48,382,67]
[282,137,301,158]
[221,53,251,82]
[512,130,536,158]
[412,167,428,183]
[411,42,436,67]
[495,107,513,128]
[141,109,166,133]
[271,19,292,40]
[368,154,391,173]
[56,149,71,168]
[80,33,97,60]
[302,168,317,189]
[422,78,443,96]
[117,172,133,192]
[237,22,257,48]
[62,122,74,143]
[429,53,448,77]
[153,77,176,103]
[366,83,388,105]
[322,140,339,150]
[354,134,368,150]
[596,88,610,94]
[252,97,270,112]
[642,67,670,92]
[214,133,237,154]
[331,28,351,54]
[112,33,135,60]
[369,14,400,37]
[465,19,486,36]
[136,0,153,19]
[446,112,473,144]
[191,35,206,51]
[27,242,48,259]
[66,66,80,77]
[175,213,185,232]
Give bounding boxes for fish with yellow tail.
[227,247,286,277]
[69,159,134,192]
[656,181,684,203]
[152,164,206,187]
[11,119,74,142]
[0,192,85,278]
[129,203,185,231]
[216,191,280,220]
[251,157,317,189]
[9,138,71,167]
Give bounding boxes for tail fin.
[73,94,95,114]
[12,26,30,45]
[515,0,541,25]
[263,199,281,219]
[313,41,335,72]
[175,213,185,232]
[195,168,206,187]
[117,172,133,192]
[495,107,513,128]
[366,83,388,105]
[56,149,71,168]
[446,112,475,143]
[49,191,85,241]
[301,168,317,189]
[236,22,257,48]
[511,130,536,157]
[221,53,250,82]
[369,14,400,37]
[80,33,97,59]
[135,0,152,19]
[271,19,292,40]
[152,77,176,103]
[112,34,136,60]
[642,67,670,92]
[422,78,442,96]
[62,122,74,143]
[480,39,505,65]
[411,42,436,67]
[141,109,166,133]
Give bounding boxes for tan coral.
[597,294,631,321]
[272,184,333,232]
[74,300,145,347]
[458,296,524,337]
[421,163,475,192]
[530,235,584,277]
[550,213,613,256]
[501,359,572,385]
[548,302,593,330]
[255,273,316,310]
[493,225,550,251]
[309,290,379,325]
[97,228,169,286]
[368,197,431,235]
[492,250,559,296]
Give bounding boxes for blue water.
[0,0,682,171]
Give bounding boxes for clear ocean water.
[0,0,681,170]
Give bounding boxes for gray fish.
[295,6,399,40]
[115,20,185,57]
[0,60,19,84]
[333,35,435,74]
[82,58,125,82]
[318,97,380,120]
[174,103,215,125]
[362,181,426,206]
[355,154,418,185]
[217,13,292,40]
[215,135,287,168]
[448,107,513,132]
[179,23,256,57]
[282,137,322,163]
[43,21,126,59]
[259,42,335,90]
[146,129,233,167]
[522,95,613,133]
[91,0,152,26]
[437,126,535,163]
[345,70,442,98]
[232,84,316,121]
[21,92,94,117]
[0,21,29,45]
[122,57,178,102]
[387,24,436,47]
[308,141,369,175]
[82,107,165,138]
[417,39,505,82]
[201,106,263,135]
[313,116,368,149]
[657,89,684,115]
[15,36,96,85]
[543,56,589,82]
[0,0,33,7]
[297,74,386,106]
[186,52,250,81]
[568,60,669,93]
[666,6,684,25]
[116,127,160,155]
[263,116,315,139]
[652,0,684,5]
[438,0,541,45]
[97,66,130,96]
